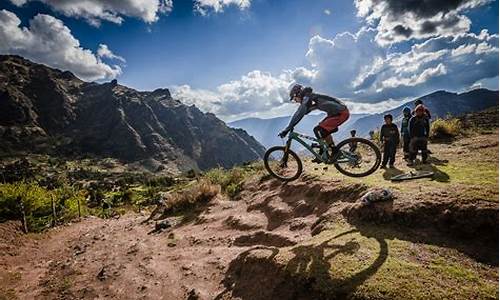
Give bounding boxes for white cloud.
[292,27,498,102]
[173,70,292,121]
[9,0,173,26]
[354,0,492,45]
[97,44,126,63]
[324,9,331,15]
[0,9,122,81]
[194,0,251,15]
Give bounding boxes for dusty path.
[0,177,342,299]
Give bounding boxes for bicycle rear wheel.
[333,138,381,177]
[263,146,303,181]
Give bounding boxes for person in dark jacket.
[401,106,412,160]
[413,99,432,119]
[408,104,430,166]
[279,84,350,162]
[349,130,357,152]
[379,114,399,168]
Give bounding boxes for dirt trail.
[0,176,359,299]
[0,171,497,299]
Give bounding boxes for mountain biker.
[279,84,350,161]
[408,104,430,166]
[401,106,412,160]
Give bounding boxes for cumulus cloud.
[0,9,122,81]
[173,70,291,120]
[194,0,251,15]
[174,28,498,120]
[97,44,126,63]
[9,0,173,26]
[292,27,498,102]
[355,0,491,45]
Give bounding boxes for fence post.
[18,197,28,233]
[77,197,81,218]
[51,194,57,227]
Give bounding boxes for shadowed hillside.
[0,55,265,172]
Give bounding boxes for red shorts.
[318,109,350,134]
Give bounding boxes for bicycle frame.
[284,129,330,162]
[284,129,359,165]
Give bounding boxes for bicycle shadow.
[216,229,389,300]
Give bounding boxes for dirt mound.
[342,194,498,241]
[0,221,26,256]
[244,178,368,231]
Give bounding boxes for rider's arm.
[283,97,312,132]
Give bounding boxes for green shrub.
[204,167,245,198]
[430,118,462,139]
[370,129,381,145]
[0,182,86,232]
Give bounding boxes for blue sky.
[0,0,498,120]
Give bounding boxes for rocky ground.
[0,132,498,299]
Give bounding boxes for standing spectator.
[408,104,430,166]
[349,130,357,152]
[401,106,412,160]
[413,99,432,119]
[379,114,400,169]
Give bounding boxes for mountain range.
[230,89,499,147]
[0,55,265,172]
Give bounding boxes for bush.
[204,167,246,198]
[0,182,86,232]
[430,118,462,139]
[164,180,220,213]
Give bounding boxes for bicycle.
[263,129,381,181]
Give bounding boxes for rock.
[187,289,199,300]
[97,267,107,281]
[155,220,171,231]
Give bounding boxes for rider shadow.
[216,229,389,300]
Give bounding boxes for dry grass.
[163,179,220,213]
[430,118,462,139]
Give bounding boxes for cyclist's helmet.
[289,84,303,101]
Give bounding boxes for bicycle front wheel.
[333,138,381,177]
[263,146,303,181]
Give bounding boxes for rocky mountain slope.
[0,55,265,172]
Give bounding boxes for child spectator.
[413,99,432,119]
[408,104,430,166]
[379,114,400,168]
[349,130,357,152]
[401,106,412,160]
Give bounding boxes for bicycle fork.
[281,138,293,167]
